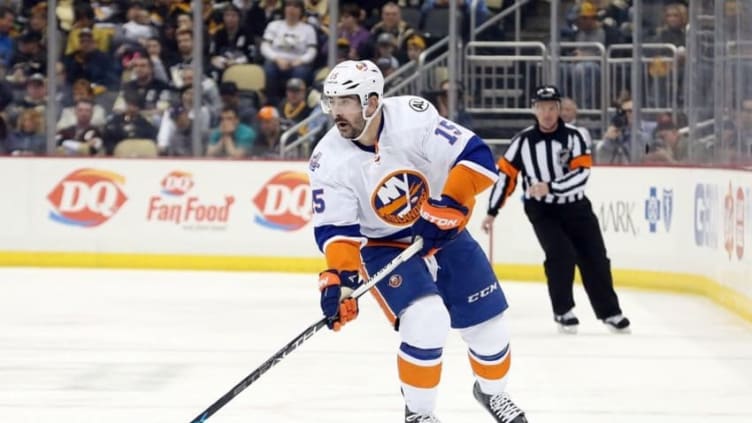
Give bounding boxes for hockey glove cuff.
[411,195,469,256]
[318,269,361,331]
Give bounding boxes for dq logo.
[253,171,311,231]
[160,171,194,196]
[47,168,128,227]
[371,170,429,226]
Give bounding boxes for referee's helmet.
[532,85,562,104]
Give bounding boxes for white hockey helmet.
[320,60,384,116]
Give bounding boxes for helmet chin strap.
[352,100,383,142]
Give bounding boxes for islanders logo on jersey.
[371,170,429,226]
[253,171,311,231]
[47,168,128,227]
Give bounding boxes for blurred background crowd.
[0,0,749,166]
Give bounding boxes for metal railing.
[606,43,681,117]
[279,0,531,158]
[557,42,608,129]
[279,108,326,159]
[463,41,547,114]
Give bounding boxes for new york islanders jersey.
[307,96,498,253]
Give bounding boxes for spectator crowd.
[0,0,483,158]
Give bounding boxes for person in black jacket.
[103,90,158,155]
[482,85,631,334]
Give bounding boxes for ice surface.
[0,268,750,423]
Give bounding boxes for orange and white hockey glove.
[411,195,469,256]
[318,269,361,331]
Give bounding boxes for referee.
[481,85,630,334]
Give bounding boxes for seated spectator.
[219,81,256,126]
[113,55,172,126]
[149,0,191,29]
[180,66,222,124]
[5,108,44,156]
[376,56,397,81]
[245,0,284,45]
[251,105,284,158]
[7,31,45,85]
[209,4,254,80]
[646,2,688,108]
[64,4,112,56]
[369,2,415,60]
[406,34,426,62]
[55,99,105,156]
[6,73,46,129]
[202,0,224,36]
[103,91,159,155]
[63,28,117,89]
[145,36,170,84]
[372,32,400,69]
[597,97,655,164]
[563,0,629,41]
[27,4,48,49]
[157,85,211,156]
[206,107,257,158]
[168,27,200,87]
[304,0,329,27]
[335,37,351,63]
[561,1,622,109]
[56,79,107,130]
[560,97,592,146]
[0,6,16,70]
[279,78,312,131]
[334,3,370,60]
[644,114,685,163]
[117,1,157,45]
[715,98,752,161]
[260,0,317,104]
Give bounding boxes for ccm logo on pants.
[468,282,499,303]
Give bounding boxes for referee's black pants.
[524,197,622,319]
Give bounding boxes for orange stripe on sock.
[469,351,511,380]
[398,356,442,389]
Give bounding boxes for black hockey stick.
[189,238,424,423]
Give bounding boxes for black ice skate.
[472,381,528,423]
[602,314,631,333]
[553,309,579,334]
[405,406,441,423]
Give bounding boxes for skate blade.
[557,324,578,334]
[605,325,632,334]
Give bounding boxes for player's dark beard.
[336,116,366,140]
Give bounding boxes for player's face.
[329,95,365,139]
[534,100,560,132]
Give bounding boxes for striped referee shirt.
[487,118,593,216]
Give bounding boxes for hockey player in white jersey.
[307,60,528,423]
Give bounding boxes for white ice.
[1,268,751,423]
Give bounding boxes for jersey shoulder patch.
[408,97,430,112]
